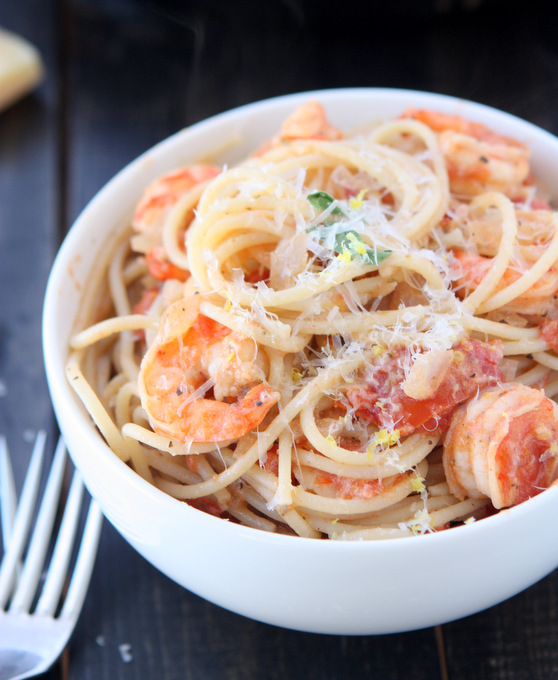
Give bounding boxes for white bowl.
[43,88,558,635]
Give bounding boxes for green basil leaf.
[335,230,391,265]
[362,247,392,266]
[307,191,343,215]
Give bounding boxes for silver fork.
[0,431,103,680]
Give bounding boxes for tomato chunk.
[347,338,503,436]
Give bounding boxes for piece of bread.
[0,28,44,112]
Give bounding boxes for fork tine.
[0,430,47,609]
[59,494,103,620]
[8,435,67,613]
[0,435,18,549]
[34,469,84,616]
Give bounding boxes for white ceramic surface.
[43,88,558,635]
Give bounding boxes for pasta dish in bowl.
[43,88,558,634]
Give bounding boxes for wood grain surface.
[1,1,557,678]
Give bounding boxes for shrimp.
[445,203,558,317]
[254,100,343,155]
[443,383,558,509]
[131,164,221,279]
[138,296,281,443]
[402,108,520,145]
[402,108,530,198]
[452,249,558,317]
[276,99,343,143]
[448,204,557,259]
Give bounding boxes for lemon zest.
[366,428,400,458]
[349,188,368,209]
[291,367,303,382]
[409,509,434,535]
[345,231,367,255]
[411,477,426,493]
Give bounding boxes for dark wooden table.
[1,0,557,678]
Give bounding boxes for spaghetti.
[67,100,558,540]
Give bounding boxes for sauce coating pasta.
[67,101,558,539]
